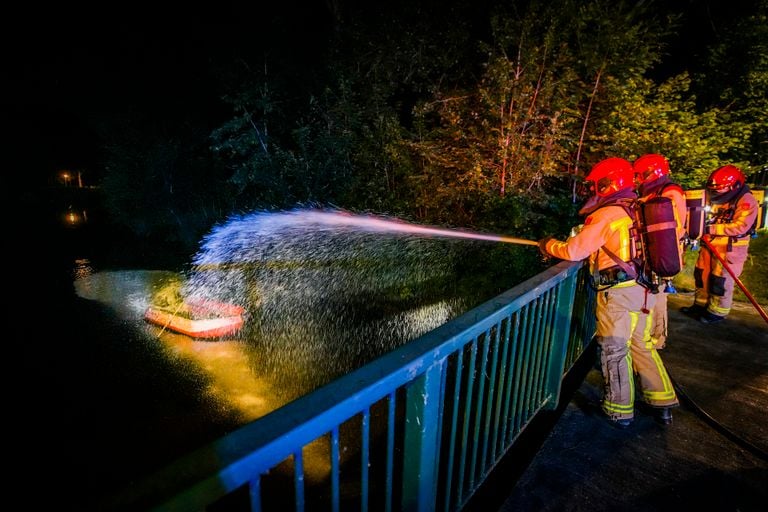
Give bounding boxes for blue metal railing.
[115,260,595,511]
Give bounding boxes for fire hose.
[670,374,768,462]
[700,235,768,325]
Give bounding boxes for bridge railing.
[116,260,594,511]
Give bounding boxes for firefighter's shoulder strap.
[601,246,638,279]
[598,199,641,280]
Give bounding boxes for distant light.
[65,210,81,226]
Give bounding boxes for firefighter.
[633,153,688,349]
[540,157,678,428]
[681,165,759,324]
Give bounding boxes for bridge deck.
[470,293,768,511]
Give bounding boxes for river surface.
[18,209,540,509]
[38,265,458,506]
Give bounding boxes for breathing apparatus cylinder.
[640,196,682,278]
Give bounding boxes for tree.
[101,116,234,257]
[406,0,673,225]
[210,0,762,238]
[692,0,768,171]
[587,73,749,189]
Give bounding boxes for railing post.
[402,360,445,512]
[566,265,597,368]
[542,270,579,409]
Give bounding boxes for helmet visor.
[596,176,615,196]
[638,168,659,184]
[707,180,732,193]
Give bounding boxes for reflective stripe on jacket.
[545,204,633,272]
[708,192,758,247]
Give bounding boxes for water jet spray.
[200,208,540,246]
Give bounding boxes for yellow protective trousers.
[649,290,669,349]
[596,283,678,420]
[693,243,749,317]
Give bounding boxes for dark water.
[17,208,542,509]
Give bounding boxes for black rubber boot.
[680,304,705,318]
[700,311,725,324]
[655,408,673,426]
[608,417,633,429]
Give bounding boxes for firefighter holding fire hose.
[539,157,678,428]
[681,165,759,324]
[633,154,688,349]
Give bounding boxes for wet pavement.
[468,293,768,512]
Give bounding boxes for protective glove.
[538,236,555,257]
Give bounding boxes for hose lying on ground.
[670,375,768,462]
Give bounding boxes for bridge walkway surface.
[466,293,768,512]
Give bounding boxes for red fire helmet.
[633,153,670,184]
[706,165,746,194]
[585,157,634,197]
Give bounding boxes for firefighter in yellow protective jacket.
[633,154,688,349]
[681,165,759,324]
[539,157,678,428]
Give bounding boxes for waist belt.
[598,266,634,286]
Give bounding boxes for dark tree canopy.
[13,1,765,253]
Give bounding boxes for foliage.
[691,0,768,172]
[738,230,768,306]
[588,73,750,189]
[98,0,767,277]
[99,114,236,257]
[209,0,485,221]
[402,0,673,226]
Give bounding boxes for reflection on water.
[73,268,461,421]
[64,209,533,504]
[74,270,280,420]
[72,258,94,281]
[156,330,274,421]
[72,266,462,488]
